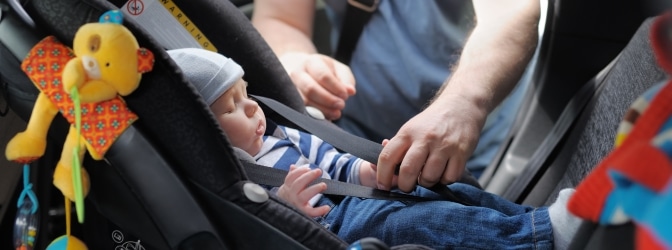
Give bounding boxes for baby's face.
[210,79,266,156]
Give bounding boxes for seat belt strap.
[500,55,620,202]
[0,2,42,62]
[252,95,474,206]
[333,0,379,64]
[244,162,436,203]
[255,95,379,163]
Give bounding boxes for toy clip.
[14,164,39,250]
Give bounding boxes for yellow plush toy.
[6,7,153,234]
[6,9,154,249]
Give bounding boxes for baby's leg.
[414,183,580,249]
[416,183,539,215]
[323,194,553,249]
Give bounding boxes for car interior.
[0,0,670,249]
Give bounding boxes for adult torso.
[324,0,473,141]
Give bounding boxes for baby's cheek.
[249,137,263,156]
[230,134,247,148]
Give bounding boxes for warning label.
[122,0,217,52]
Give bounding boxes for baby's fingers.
[303,204,331,217]
[294,168,323,190]
[299,182,327,202]
[285,165,311,184]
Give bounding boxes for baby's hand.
[278,165,331,217]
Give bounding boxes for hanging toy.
[13,164,39,250]
[5,9,154,249]
[45,88,88,250]
[45,198,87,250]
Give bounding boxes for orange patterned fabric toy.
[5,10,154,203]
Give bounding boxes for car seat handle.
[5,0,34,28]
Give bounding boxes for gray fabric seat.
[531,17,667,207]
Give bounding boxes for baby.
[167,48,580,249]
[167,48,382,216]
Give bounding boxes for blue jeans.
[315,183,553,249]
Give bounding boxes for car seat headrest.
[233,147,256,164]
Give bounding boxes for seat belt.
[0,1,41,62]
[250,95,475,205]
[500,55,620,202]
[244,162,436,202]
[333,0,379,64]
[234,145,434,202]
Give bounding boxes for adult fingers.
[442,153,466,184]
[370,140,391,172]
[305,56,351,100]
[377,136,410,191]
[292,71,344,120]
[381,139,390,146]
[418,147,451,188]
[397,143,429,192]
[304,101,343,121]
[330,57,356,96]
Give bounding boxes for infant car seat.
[0,0,414,249]
[1,0,484,248]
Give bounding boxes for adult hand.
[359,141,399,188]
[360,140,398,188]
[277,164,331,217]
[279,52,356,120]
[376,95,487,192]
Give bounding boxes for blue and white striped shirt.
[254,122,364,185]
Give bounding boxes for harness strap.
[244,161,436,203]
[500,54,619,202]
[333,0,379,64]
[252,95,474,206]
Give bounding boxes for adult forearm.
[252,0,356,119]
[252,18,318,56]
[434,1,540,116]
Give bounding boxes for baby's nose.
[245,99,258,116]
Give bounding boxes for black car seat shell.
[1,0,350,249]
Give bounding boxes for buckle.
[347,0,379,13]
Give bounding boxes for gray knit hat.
[167,48,244,105]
